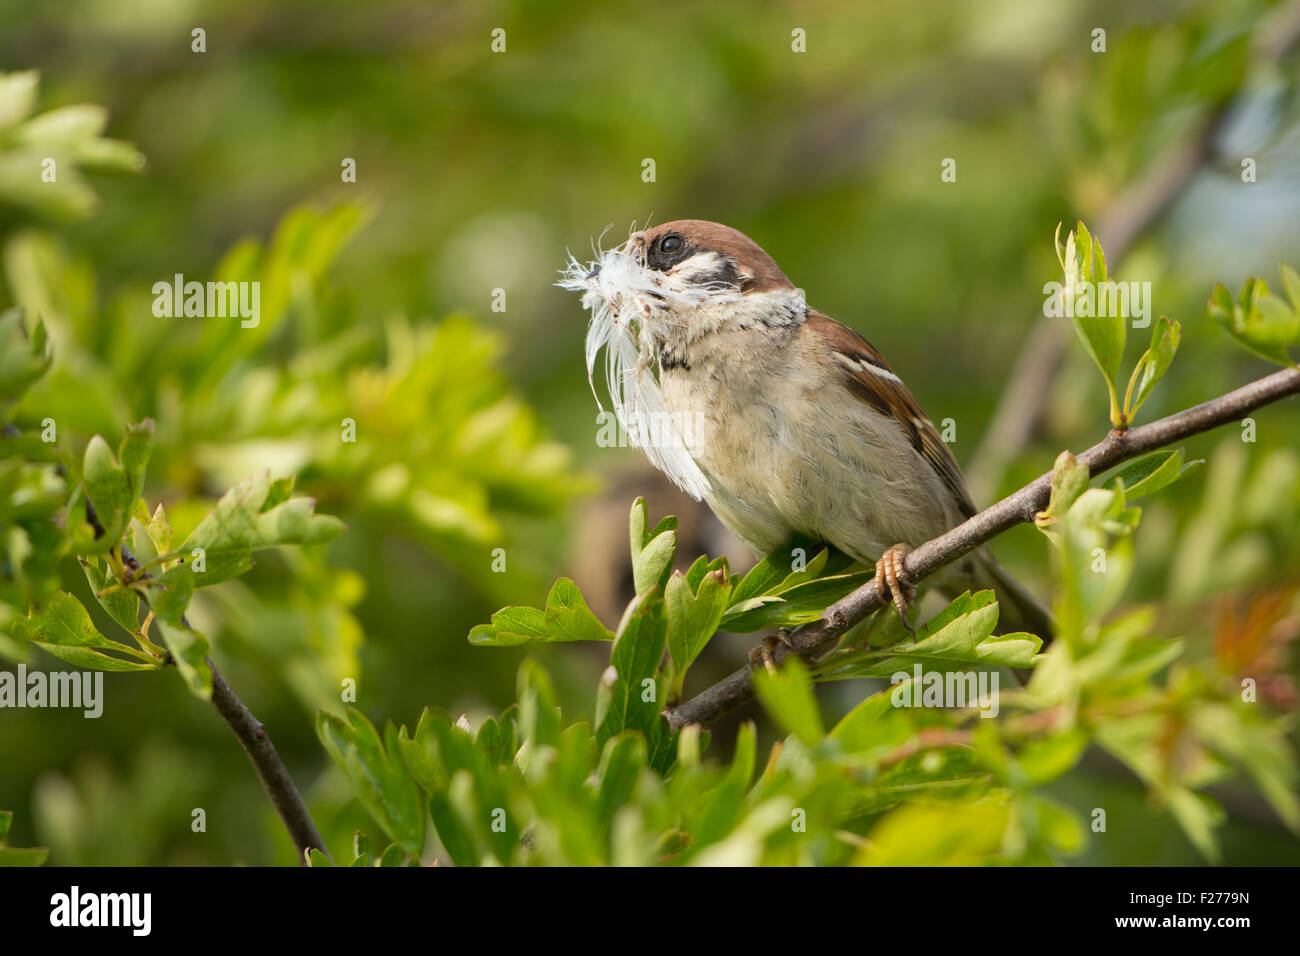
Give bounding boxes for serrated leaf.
[184,470,343,557]
[468,577,613,646]
[318,708,425,855]
[665,568,730,683]
[10,591,158,670]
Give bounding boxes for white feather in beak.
[557,237,714,500]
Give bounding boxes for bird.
[558,219,1052,644]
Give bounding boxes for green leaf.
[0,309,51,414]
[428,790,478,866]
[721,569,873,632]
[730,535,836,607]
[155,620,212,699]
[596,591,671,761]
[1125,316,1181,419]
[10,591,159,671]
[468,577,613,646]
[1105,449,1202,501]
[80,421,154,553]
[753,657,824,746]
[1059,222,1125,419]
[305,848,333,867]
[627,498,677,595]
[318,708,425,855]
[1166,789,1224,864]
[595,733,647,828]
[82,556,139,634]
[1035,450,1089,531]
[665,568,731,688]
[1014,731,1089,785]
[0,72,39,130]
[817,591,1041,680]
[1208,273,1300,367]
[183,470,344,558]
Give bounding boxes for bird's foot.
[875,543,916,632]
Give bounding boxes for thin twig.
[207,659,329,862]
[667,366,1300,729]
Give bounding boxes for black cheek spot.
[687,261,740,288]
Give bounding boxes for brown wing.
[803,309,977,519]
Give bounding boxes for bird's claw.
[875,543,916,632]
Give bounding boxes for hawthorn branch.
[83,500,329,864]
[206,659,329,863]
[667,365,1300,730]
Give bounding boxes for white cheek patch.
[557,239,714,500]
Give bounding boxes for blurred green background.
[1,0,1298,864]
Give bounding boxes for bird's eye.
[660,235,683,254]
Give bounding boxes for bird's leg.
[875,543,916,632]
[746,628,795,674]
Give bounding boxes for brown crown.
[641,220,795,293]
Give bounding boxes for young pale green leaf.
[10,591,159,671]
[1035,450,1089,532]
[1208,275,1299,366]
[633,529,676,596]
[753,657,824,746]
[729,535,842,607]
[468,577,613,646]
[1059,223,1125,417]
[1014,730,1089,785]
[1125,315,1181,419]
[828,683,917,756]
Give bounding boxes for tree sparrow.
[559,219,1051,639]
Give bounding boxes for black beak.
[586,265,601,280]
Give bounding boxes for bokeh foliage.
[1,0,1298,864]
